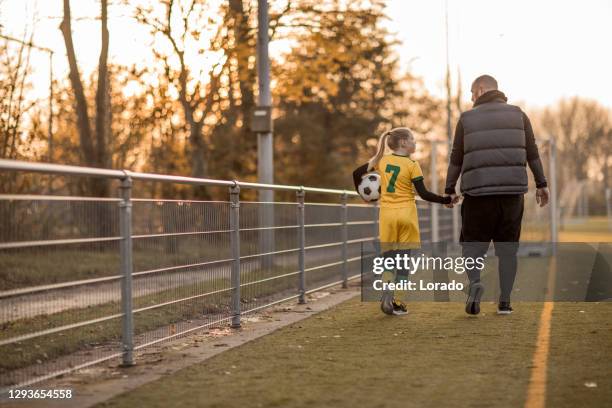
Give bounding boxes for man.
[444,75,549,315]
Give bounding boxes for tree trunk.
[189,120,206,178]
[95,0,110,170]
[228,0,256,175]
[176,59,207,180]
[604,154,610,192]
[228,0,255,131]
[60,0,110,239]
[59,0,96,166]
[92,0,111,203]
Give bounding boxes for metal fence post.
[297,189,306,303]
[230,184,241,328]
[432,241,450,302]
[373,201,380,255]
[606,188,612,231]
[430,140,439,243]
[549,137,558,245]
[119,175,134,366]
[452,195,460,243]
[341,192,348,288]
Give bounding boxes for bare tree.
[227,0,255,135]
[133,0,293,182]
[59,0,95,166]
[0,31,34,198]
[59,0,110,195]
[542,98,611,180]
[134,0,221,180]
[0,33,34,160]
[540,97,612,214]
[95,0,110,170]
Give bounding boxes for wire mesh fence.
[129,199,234,352]
[521,138,555,245]
[0,159,460,391]
[0,196,124,389]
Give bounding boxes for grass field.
[96,298,612,408]
[90,217,612,407]
[558,216,612,242]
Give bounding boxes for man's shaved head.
[472,75,498,91]
[470,75,498,103]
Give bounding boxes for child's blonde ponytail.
[367,131,390,171]
[367,127,414,171]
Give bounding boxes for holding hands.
[444,194,461,208]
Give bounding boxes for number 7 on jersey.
[385,164,400,193]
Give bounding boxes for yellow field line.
[524,256,557,408]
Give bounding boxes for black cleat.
[392,299,408,316]
[497,301,513,315]
[465,282,484,315]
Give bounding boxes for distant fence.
[0,159,454,391]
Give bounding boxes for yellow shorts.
[379,205,420,247]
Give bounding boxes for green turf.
[97,299,550,408]
[560,217,611,234]
[558,216,612,242]
[96,297,612,408]
[547,302,612,407]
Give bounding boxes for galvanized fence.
[0,159,455,391]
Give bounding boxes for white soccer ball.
[358,172,381,202]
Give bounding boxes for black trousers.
[460,194,524,302]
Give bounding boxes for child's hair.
[367,127,414,171]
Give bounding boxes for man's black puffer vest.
[460,91,528,195]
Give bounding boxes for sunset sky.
[1,0,611,109]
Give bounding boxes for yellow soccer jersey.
[375,153,423,208]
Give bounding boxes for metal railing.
[0,159,453,391]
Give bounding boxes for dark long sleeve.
[413,179,451,204]
[444,120,464,194]
[523,112,548,188]
[352,163,369,191]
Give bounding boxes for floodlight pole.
[445,1,452,152]
[444,1,461,244]
[430,141,439,243]
[257,0,273,190]
[549,137,558,244]
[257,0,275,268]
[48,52,54,164]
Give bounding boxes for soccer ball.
[358,172,381,202]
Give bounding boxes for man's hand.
[536,187,549,207]
[443,194,452,208]
[444,194,460,208]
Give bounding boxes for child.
[353,127,452,315]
